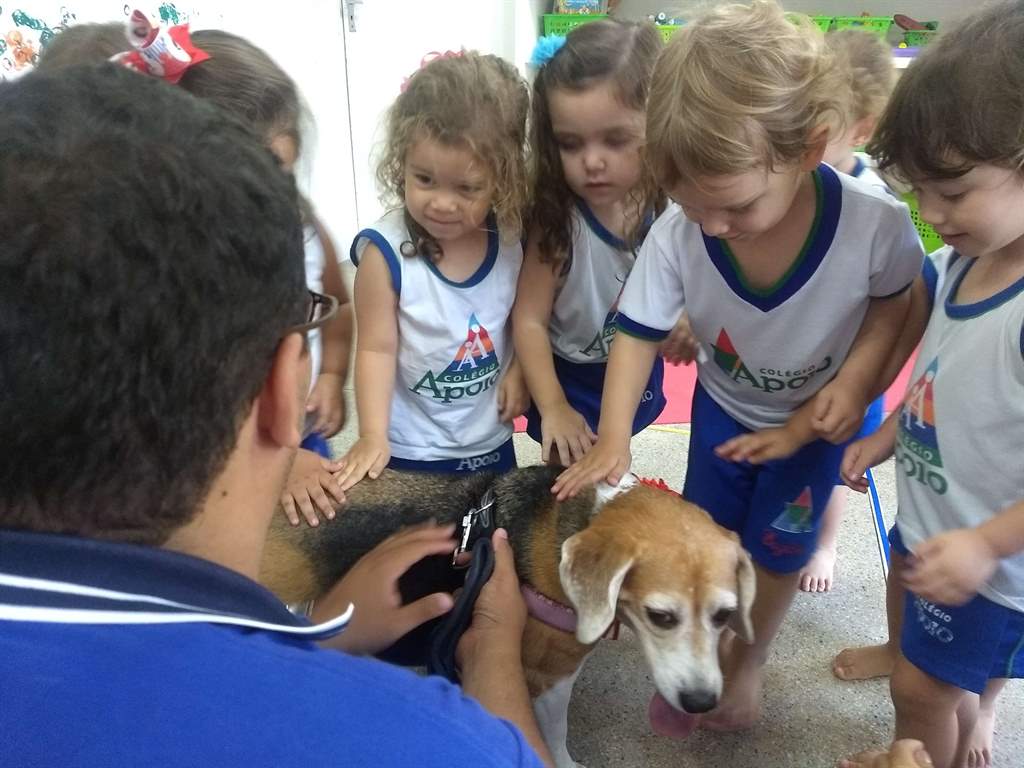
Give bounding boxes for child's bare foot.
[832,643,896,681]
[700,656,763,731]
[800,546,837,593]
[966,699,996,767]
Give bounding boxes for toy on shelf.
[552,0,603,14]
[894,13,940,48]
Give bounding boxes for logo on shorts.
[711,328,831,393]
[896,357,948,495]
[913,596,955,643]
[411,313,501,404]
[770,486,815,534]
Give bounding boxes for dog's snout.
[678,691,717,714]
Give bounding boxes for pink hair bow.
[400,49,465,92]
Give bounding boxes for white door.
[340,0,545,235]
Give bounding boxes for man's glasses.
[288,290,339,335]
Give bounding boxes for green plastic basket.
[833,16,892,39]
[657,24,683,42]
[542,13,606,36]
[901,193,945,253]
[902,27,940,47]
[812,15,834,32]
[786,13,833,33]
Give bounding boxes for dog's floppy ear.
[560,528,634,644]
[729,545,756,644]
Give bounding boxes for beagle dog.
[259,465,755,768]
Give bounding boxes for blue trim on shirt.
[424,214,499,289]
[876,280,914,299]
[576,199,628,250]
[851,156,866,179]
[350,228,402,296]
[0,529,345,640]
[615,312,670,341]
[702,164,843,312]
[921,255,939,309]
[945,257,1024,319]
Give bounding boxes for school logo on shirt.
[770,487,815,534]
[711,328,832,393]
[580,275,628,359]
[410,313,502,404]
[896,357,948,495]
[580,308,618,358]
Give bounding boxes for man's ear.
[560,528,634,645]
[800,124,830,170]
[257,332,307,449]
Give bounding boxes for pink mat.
[514,356,916,432]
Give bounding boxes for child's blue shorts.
[524,354,665,443]
[890,525,1024,694]
[682,382,847,573]
[300,432,331,459]
[387,437,516,475]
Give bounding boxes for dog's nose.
[678,691,717,714]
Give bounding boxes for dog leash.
[426,488,496,683]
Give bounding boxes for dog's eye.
[712,608,735,627]
[645,608,679,629]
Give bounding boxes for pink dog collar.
[521,584,620,640]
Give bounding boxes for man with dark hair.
[0,64,549,767]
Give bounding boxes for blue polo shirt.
[0,529,542,767]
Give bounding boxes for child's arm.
[812,289,911,442]
[838,410,898,493]
[551,333,659,499]
[305,218,353,438]
[716,274,931,465]
[903,498,1024,606]
[512,233,596,463]
[333,244,398,492]
[497,354,530,424]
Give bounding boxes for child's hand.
[335,435,390,492]
[314,522,457,655]
[306,372,347,438]
[714,425,803,464]
[280,457,347,527]
[541,403,598,465]
[811,380,866,443]
[840,429,894,493]
[660,314,700,365]
[550,437,631,501]
[497,364,530,423]
[902,528,1000,606]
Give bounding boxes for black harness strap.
[426,488,497,683]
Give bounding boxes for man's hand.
[456,529,527,672]
[903,528,999,606]
[314,522,457,655]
